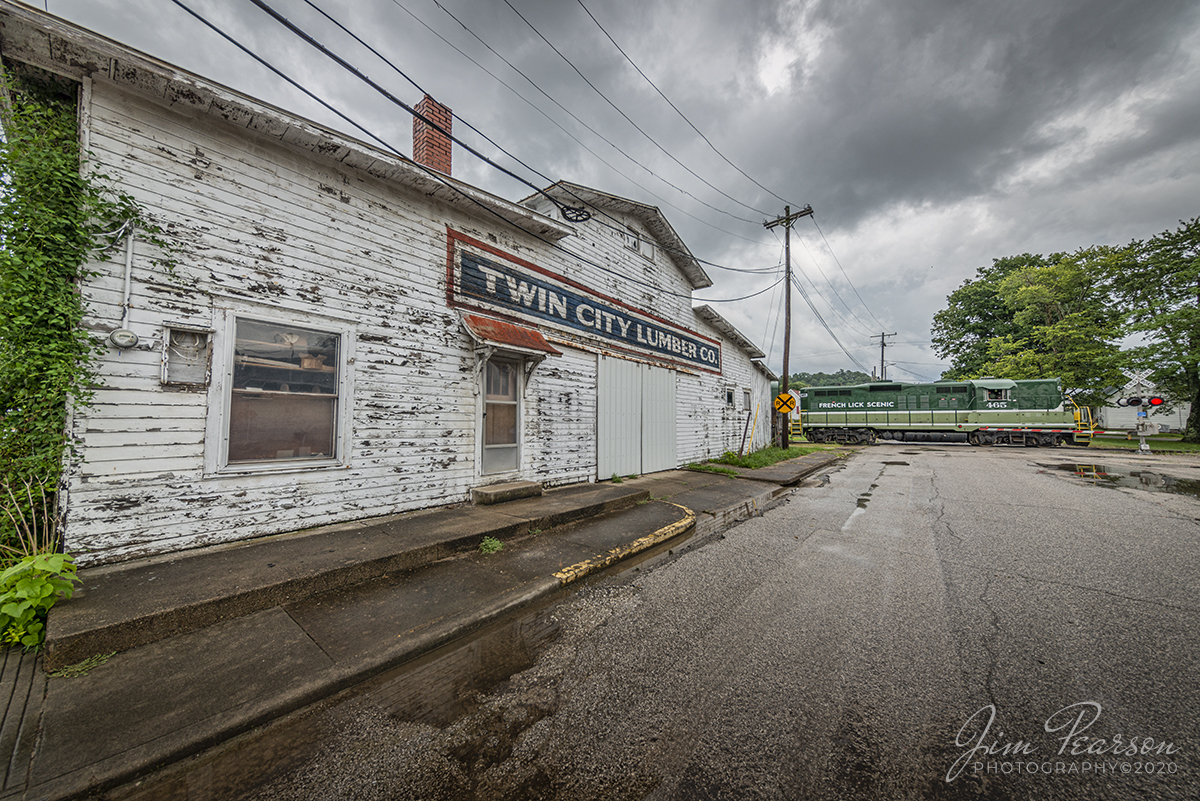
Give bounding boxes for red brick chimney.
[412,95,452,175]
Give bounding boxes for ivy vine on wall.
[0,62,162,560]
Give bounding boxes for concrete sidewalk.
[3,449,848,801]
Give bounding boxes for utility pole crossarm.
[870,332,896,381]
[762,204,814,231]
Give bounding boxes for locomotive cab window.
[987,389,1010,401]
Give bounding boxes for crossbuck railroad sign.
[774,392,797,414]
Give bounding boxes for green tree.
[931,254,1051,379]
[975,249,1126,406]
[789,369,872,387]
[1107,217,1200,442]
[931,250,1124,406]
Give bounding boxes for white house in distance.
[0,3,776,565]
[1096,370,1193,433]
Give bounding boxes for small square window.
[163,328,211,386]
[624,226,654,260]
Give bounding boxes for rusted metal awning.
[460,313,562,357]
[460,313,560,396]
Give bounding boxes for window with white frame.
[624,226,654,260]
[227,318,341,464]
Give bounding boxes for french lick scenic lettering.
[816,400,896,409]
[460,252,720,371]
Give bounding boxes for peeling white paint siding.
[520,201,697,322]
[522,346,597,486]
[65,83,500,564]
[675,322,772,463]
[60,75,771,566]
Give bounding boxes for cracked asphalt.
[240,444,1200,800]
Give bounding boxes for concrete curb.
[31,578,563,801]
[21,462,851,801]
[553,503,696,585]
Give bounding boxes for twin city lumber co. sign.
[448,232,721,372]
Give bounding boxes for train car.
[795,378,1092,446]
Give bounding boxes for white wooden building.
[0,4,776,566]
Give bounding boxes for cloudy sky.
[37,0,1200,382]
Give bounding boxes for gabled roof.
[693,305,766,359]
[522,182,713,290]
[753,361,778,381]
[0,1,573,242]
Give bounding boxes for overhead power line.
[170,0,775,304]
[244,0,592,221]
[788,228,879,337]
[769,227,876,339]
[421,0,764,228]
[810,215,886,331]
[294,0,781,274]
[573,0,794,210]
[262,0,792,280]
[380,0,770,246]
[789,273,872,374]
[498,0,769,221]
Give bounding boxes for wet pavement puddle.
[1040,463,1200,499]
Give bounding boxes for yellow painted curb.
[553,502,695,585]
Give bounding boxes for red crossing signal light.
[1118,395,1165,407]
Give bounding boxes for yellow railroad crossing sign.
[773,392,796,414]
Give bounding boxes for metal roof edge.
[0,1,573,242]
[525,182,713,290]
[692,304,766,360]
[753,361,778,381]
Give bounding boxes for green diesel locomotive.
[795,378,1093,446]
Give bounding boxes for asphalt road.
[244,444,1200,801]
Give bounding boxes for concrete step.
[44,482,650,672]
[471,480,542,505]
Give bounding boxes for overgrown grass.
[711,445,833,470]
[686,463,739,477]
[48,651,114,679]
[1087,437,1200,454]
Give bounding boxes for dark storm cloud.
[752,0,1200,225]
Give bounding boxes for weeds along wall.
[0,61,168,555]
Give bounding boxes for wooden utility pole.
[764,204,814,447]
[870,332,895,381]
